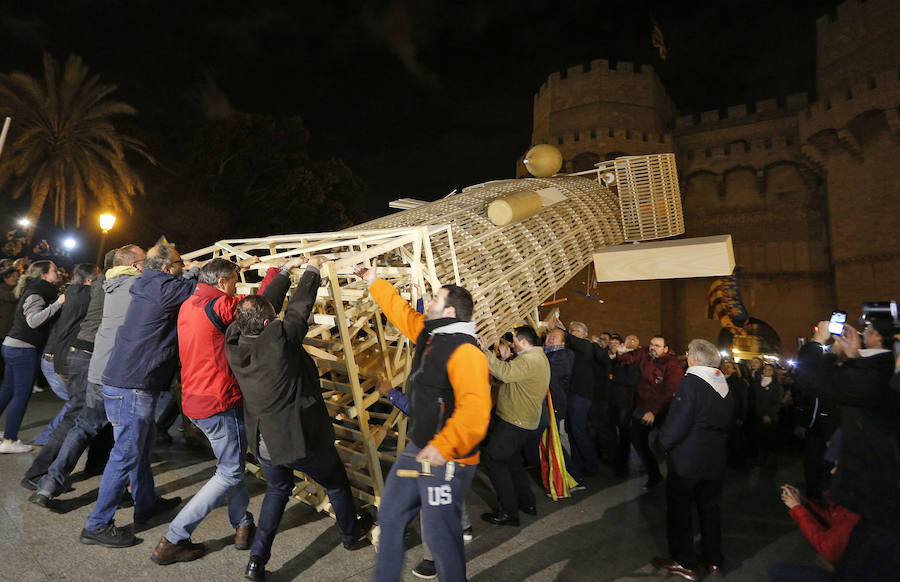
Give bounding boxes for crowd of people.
[1,244,898,582]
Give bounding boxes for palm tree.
[0,52,154,233]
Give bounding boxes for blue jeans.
[165,408,253,543]
[375,443,476,582]
[84,386,159,531]
[567,393,601,475]
[253,445,357,564]
[0,345,40,441]
[37,378,110,497]
[33,357,70,445]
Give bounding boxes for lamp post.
[96,213,116,266]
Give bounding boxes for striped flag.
[707,267,749,335]
[539,390,578,500]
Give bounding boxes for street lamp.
[96,213,117,265]
[17,217,30,228]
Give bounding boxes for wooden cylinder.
[486,190,543,226]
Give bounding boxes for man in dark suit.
[225,256,373,581]
[653,339,736,581]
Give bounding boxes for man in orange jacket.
[354,264,491,582]
[151,256,298,565]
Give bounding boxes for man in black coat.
[225,256,373,581]
[796,317,900,582]
[653,339,736,581]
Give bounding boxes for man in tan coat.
[478,325,550,526]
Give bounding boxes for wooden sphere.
[523,144,563,177]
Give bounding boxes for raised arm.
[282,258,326,344]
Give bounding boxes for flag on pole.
[707,266,749,335]
[651,20,667,61]
[539,389,578,500]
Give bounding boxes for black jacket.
[659,371,736,480]
[225,269,334,466]
[796,342,900,526]
[609,357,639,411]
[71,272,106,352]
[6,278,60,349]
[564,332,599,400]
[0,281,17,337]
[545,346,574,420]
[44,283,93,375]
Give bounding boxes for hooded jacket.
[369,278,491,465]
[102,268,197,390]
[659,366,736,480]
[88,267,140,385]
[4,278,62,349]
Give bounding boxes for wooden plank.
[592,235,735,282]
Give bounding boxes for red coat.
[617,346,683,416]
[178,267,279,419]
[789,493,860,563]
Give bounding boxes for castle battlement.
[682,134,796,163]
[552,126,671,147]
[674,93,809,129]
[816,0,894,29]
[537,60,659,96]
[803,68,900,123]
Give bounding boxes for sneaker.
[134,496,182,524]
[462,526,474,542]
[570,482,587,492]
[80,522,137,548]
[0,440,33,454]
[235,523,255,550]
[32,385,44,393]
[151,536,206,565]
[412,559,437,579]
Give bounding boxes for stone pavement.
[1,390,821,581]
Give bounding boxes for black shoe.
[29,491,52,508]
[480,511,519,527]
[21,476,38,491]
[245,555,266,581]
[343,511,374,550]
[412,559,437,579]
[520,505,537,516]
[80,522,137,548]
[134,496,181,524]
[643,475,663,489]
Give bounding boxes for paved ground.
[1,390,821,581]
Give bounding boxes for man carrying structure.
[230,257,374,581]
[354,263,491,582]
[479,325,550,525]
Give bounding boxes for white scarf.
[761,377,772,388]
[686,366,729,398]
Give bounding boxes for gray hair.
[687,339,721,368]
[569,321,588,336]
[114,244,143,267]
[144,243,178,272]
[199,258,239,286]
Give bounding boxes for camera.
[861,301,899,334]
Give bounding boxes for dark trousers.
[833,518,900,581]
[608,404,632,471]
[766,562,832,582]
[482,417,536,518]
[0,345,39,441]
[375,442,476,582]
[567,393,601,475]
[630,417,663,481]
[253,445,357,565]
[524,419,583,483]
[666,465,724,571]
[590,398,618,462]
[802,430,828,499]
[26,349,111,480]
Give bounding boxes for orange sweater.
[369,279,491,465]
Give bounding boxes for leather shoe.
[708,564,724,577]
[651,557,698,581]
[151,536,206,565]
[235,524,255,550]
[343,511,374,550]
[480,511,519,527]
[245,555,266,581]
[520,505,537,516]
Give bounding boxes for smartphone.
[828,310,847,335]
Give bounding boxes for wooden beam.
[592,235,735,282]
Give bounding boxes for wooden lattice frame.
[182,175,624,512]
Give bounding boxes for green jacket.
[486,346,551,430]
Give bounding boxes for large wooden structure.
[183,172,631,510]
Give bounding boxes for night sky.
[1,0,839,252]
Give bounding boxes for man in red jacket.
[151,256,299,565]
[617,335,683,488]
